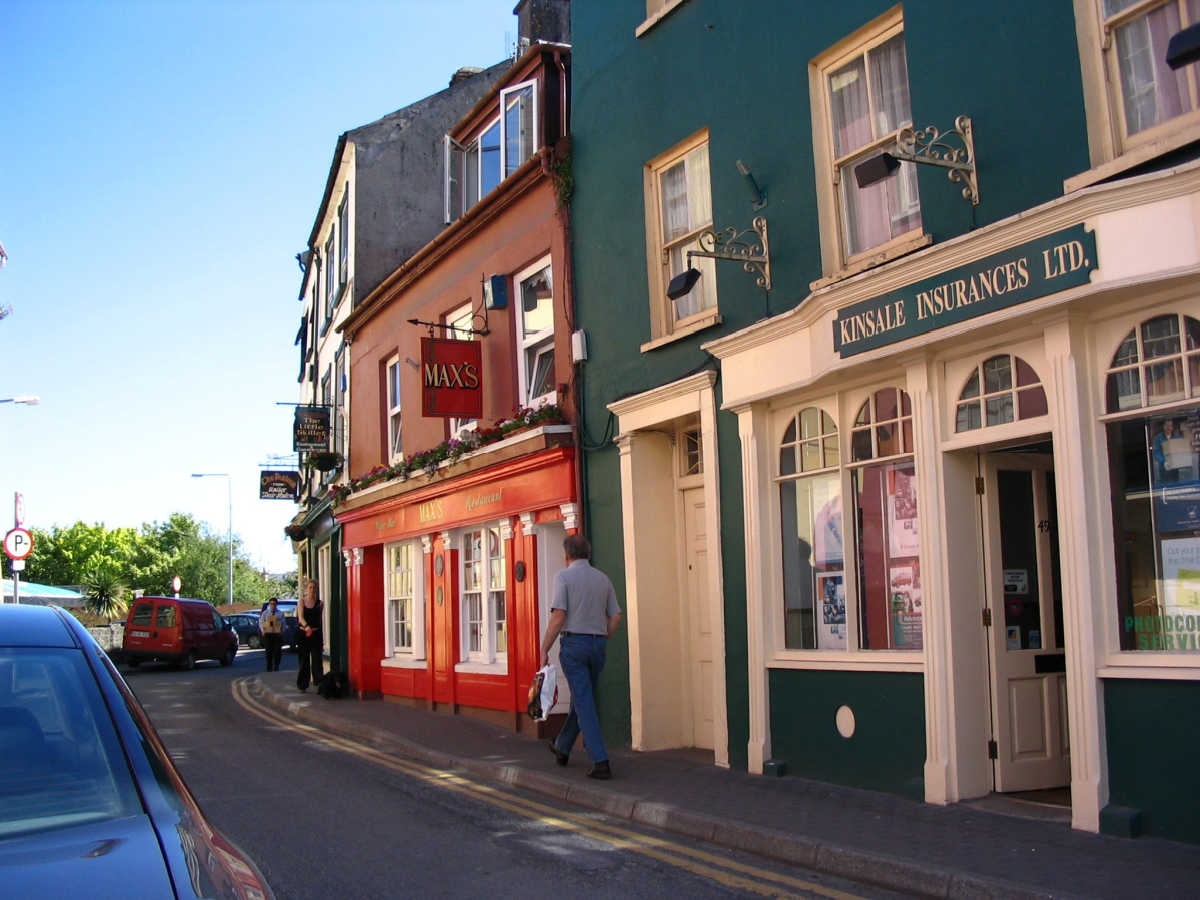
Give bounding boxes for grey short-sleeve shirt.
[552,559,619,635]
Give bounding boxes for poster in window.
[1151,413,1200,533]
[816,572,847,649]
[886,463,919,558]
[812,481,844,568]
[889,564,923,650]
[1162,537,1200,617]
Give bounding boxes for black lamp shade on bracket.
[854,153,901,189]
[667,267,703,301]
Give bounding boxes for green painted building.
[570,0,1200,844]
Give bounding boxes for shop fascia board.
[703,157,1200,365]
[334,425,574,518]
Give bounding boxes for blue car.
[0,604,272,898]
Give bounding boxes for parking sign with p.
[4,528,33,560]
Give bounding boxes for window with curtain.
[1103,0,1200,140]
[386,541,424,657]
[460,524,507,663]
[644,131,718,341]
[337,189,348,291]
[826,28,922,261]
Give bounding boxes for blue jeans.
[554,633,608,764]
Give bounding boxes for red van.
[122,596,238,669]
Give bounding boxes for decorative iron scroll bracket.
[686,215,772,292]
[891,114,978,206]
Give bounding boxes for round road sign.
[4,528,33,560]
[172,575,182,593]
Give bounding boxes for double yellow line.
[232,678,866,900]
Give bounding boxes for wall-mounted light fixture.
[666,215,772,301]
[735,159,766,210]
[854,115,978,206]
[1167,23,1200,68]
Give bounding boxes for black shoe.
[548,741,569,767]
[587,761,612,780]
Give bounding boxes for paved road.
[124,650,913,900]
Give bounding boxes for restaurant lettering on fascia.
[704,163,1200,838]
[332,40,579,733]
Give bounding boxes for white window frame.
[446,302,478,438]
[384,539,426,663]
[456,522,508,670]
[808,8,927,284]
[769,393,925,668]
[337,188,349,293]
[642,129,720,347]
[316,542,332,657]
[515,257,556,408]
[386,354,403,463]
[1071,0,1200,189]
[324,234,335,323]
[500,79,538,177]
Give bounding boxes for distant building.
[287,57,511,673]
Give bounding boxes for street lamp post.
[191,473,233,606]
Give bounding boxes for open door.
[981,451,1070,793]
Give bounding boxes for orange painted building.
[334,42,577,731]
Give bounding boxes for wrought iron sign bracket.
[686,215,772,292]
[891,114,979,206]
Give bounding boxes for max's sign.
[833,225,1098,358]
[421,337,482,418]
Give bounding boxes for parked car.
[121,596,237,670]
[0,604,273,898]
[262,599,300,651]
[225,613,263,649]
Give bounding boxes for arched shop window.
[778,395,922,652]
[955,355,1047,432]
[1105,313,1200,653]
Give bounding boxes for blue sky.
[0,0,519,575]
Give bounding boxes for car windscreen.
[0,648,141,838]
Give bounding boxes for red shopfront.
[336,440,576,731]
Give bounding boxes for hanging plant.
[309,450,343,472]
[284,523,306,541]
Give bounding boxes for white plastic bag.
[527,664,558,721]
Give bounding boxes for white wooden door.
[682,488,714,749]
[982,453,1070,793]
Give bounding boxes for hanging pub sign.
[293,405,330,451]
[260,470,300,501]
[833,224,1098,358]
[421,337,482,418]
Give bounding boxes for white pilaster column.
[735,403,771,774]
[907,359,953,803]
[1045,317,1107,833]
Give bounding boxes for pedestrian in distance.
[259,597,285,672]
[539,534,622,780]
[296,580,324,693]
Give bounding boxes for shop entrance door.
[682,487,714,750]
[980,451,1070,793]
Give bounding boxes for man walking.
[259,597,285,672]
[539,534,622,779]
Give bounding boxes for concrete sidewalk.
[249,670,1200,899]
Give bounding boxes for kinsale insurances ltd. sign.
[832,224,1097,358]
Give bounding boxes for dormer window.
[445,79,539,221]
